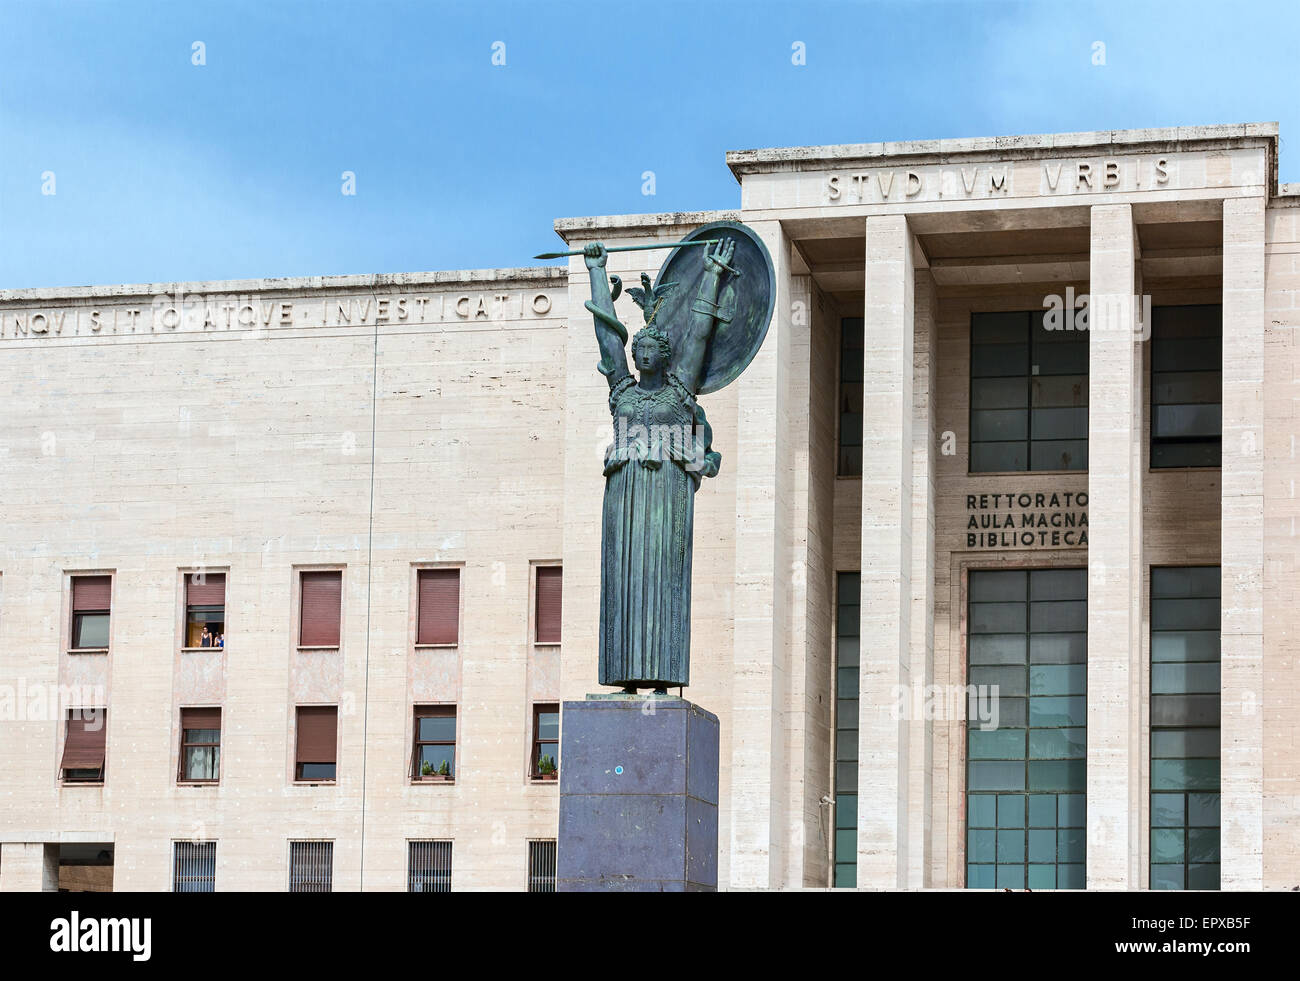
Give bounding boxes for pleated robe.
[598,373,711,689]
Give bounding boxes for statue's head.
[631,325,672,373]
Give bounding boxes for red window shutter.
[60,710,107,769]
[296,706,338,764]
[72,576,111,611]
[186,573,226,606]
[299,572,342,646]
[535,567,562,644]
[181,707,221,731]
[417,569,459,645]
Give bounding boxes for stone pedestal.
[557,696,719,892]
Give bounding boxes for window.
[289,841,332,892]
[299,571,342,647]
[532,703,560,779]
[295,706,338,781]
[60,707,107,782]
[408,840,452,893]
[1151,305,1222,468]
[535,566,562,644]
[413,705,456,779]
[416,568,459,645]
[838,318,863,476]
[833,572,859,887]
[179,707,221,782]
[173,841,216,892]
[969,311,1088,472]
[967,568,1087,889]
[71,575,111,650]
[528,840,557,892]
[185,572,226,649]
[1150,566,1221,890]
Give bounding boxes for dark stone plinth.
[557,696,719,892]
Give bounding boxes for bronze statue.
[578,222,774,693]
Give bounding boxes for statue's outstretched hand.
[584,242,608,270]
[703,237,736,276]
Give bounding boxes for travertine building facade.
[1,123,1297,891]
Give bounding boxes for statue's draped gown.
[598,370,718,688]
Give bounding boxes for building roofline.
[0,266,568,304]
[552,210,741,244]
[726,122,1279,186]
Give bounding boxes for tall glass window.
[970,311,1088,473]
[1151,305,1222,468]
[838,319,863,476]
[967,568,1086,889]
[833,572,860,887]
[1150,566,1221,890]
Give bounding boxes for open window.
[185,572,226,649]
[61,707,107,783]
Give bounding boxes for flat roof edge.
[725,122,1280,177]
[0,266,569,303]
[553,209,741,243]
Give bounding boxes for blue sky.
[1,0,1296,288]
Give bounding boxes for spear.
[533,238,721,260]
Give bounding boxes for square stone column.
[0,842,59,891]
[1220,195,1266,889]
[1086,203,1143,889]
[908,268,937,888]
[728,219,797,889]
[857,215,914,888]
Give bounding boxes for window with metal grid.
[838,318,863,476]
[527,840,556,892]
[966,568,1087,889]
[832,572,859,888]
[173,841,216,892]
[1150,566,1221,890]
[407,840,453,892]
[969,311,1088,473]
[288,840,333,892]
[1150,305,1222,468]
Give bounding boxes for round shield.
[654,220,775,396]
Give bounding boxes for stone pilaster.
[728,219,795,888]
[857,215,914,888]
[1086,203,1143,889]
[907,267,937,888]
[1220,195,1266,889]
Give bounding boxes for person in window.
[215,632,224,649]
[200,626,212,648]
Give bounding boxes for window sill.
[533,641,561,648]
[181,647,225,652]
[530,776,559,783]
[965,469,1087,478]
[177,780,219,786]
[413,644,458,650]
[292,781,337,787]
[67,648,109,655]
[411,777,456,785]
[60,781,104,787]
[295,646,340,653]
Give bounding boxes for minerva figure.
[583,238,737,693]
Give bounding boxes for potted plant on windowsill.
[536,754,558,781]
[418,760,453,782]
